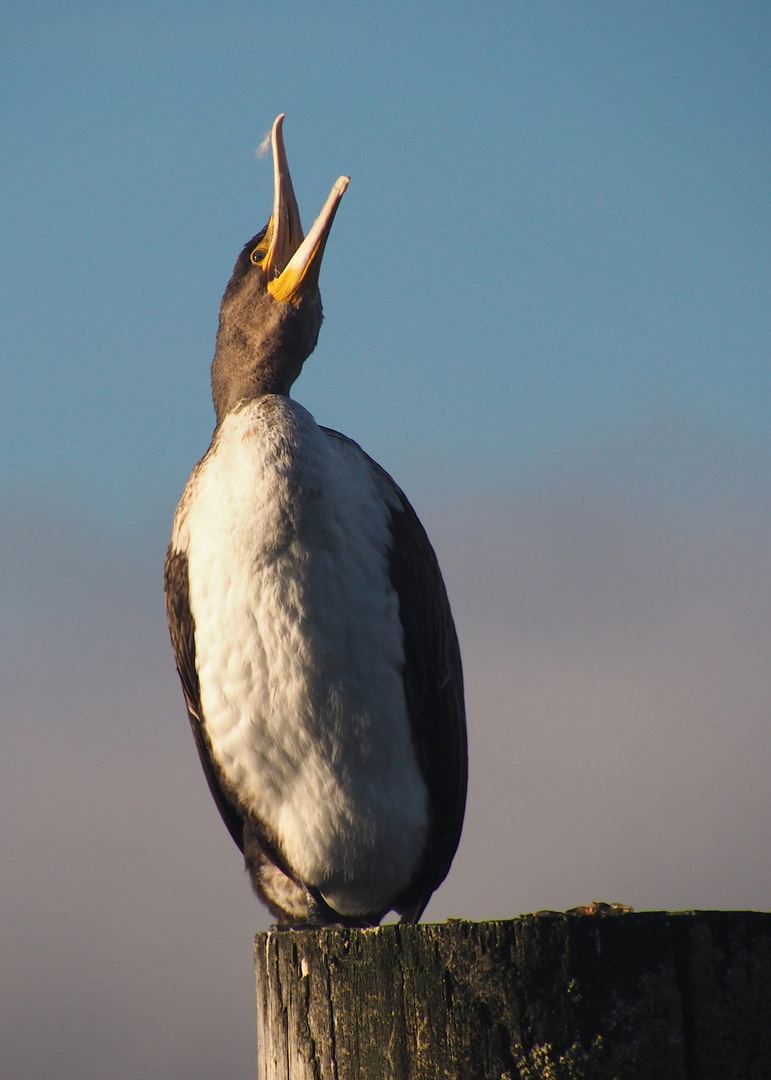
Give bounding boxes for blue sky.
[3,1,769,524]
[3,4,771,1078]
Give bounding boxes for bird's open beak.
[262,115,349,305]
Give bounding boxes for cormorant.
[164,115,467,926]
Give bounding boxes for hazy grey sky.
[2,2,770,1077]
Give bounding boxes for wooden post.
[255,911,771,1079]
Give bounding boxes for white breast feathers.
[173,396,428,916]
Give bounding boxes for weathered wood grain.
[255,912,771,1079]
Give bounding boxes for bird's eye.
[251,247,266,265]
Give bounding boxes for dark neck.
[210,287,322,426]
[211,335,300,424]
[210,307,320,425]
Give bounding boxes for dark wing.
[163,545,246,853]
[322,429,468,922]
[385,488,468,921]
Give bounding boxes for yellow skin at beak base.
[250,215,320,306]
[266,236,327,305]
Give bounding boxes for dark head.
[211,115,349,424]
